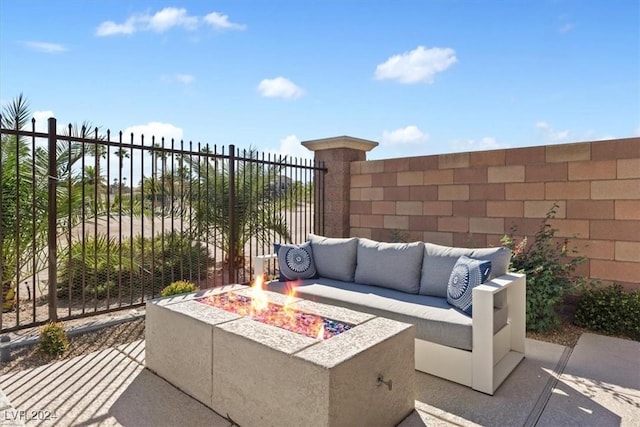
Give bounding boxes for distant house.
[270,175,293,195]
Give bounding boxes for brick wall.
[349,137,640,290]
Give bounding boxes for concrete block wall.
[349,137,640,290]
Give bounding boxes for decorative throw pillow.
[276,242,317,281]
[420,243,511,298]
[447,256,492,316]
[273,243,285,281]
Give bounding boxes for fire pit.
[197,284,354,339]
[146,280,415,427]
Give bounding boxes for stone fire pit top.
[151,284,410,369]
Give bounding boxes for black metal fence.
[0,117,325,332]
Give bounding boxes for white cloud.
[452,137,507,152]
[258,77,305,99]
[148,7,198,32]
[374,46,457,84]
[557,15,576,34]
[204,12,247,31]
[176,74,195,84]
[19,111,56,150]
[558,23,575,33]
[634,126,640,136]
[95,18,138,36]
[381,125,429,145]
[261,135,309,159]
[536,121,570,142]
[32,110,55,133]
[160,73,196,85]
[22,41,67,53]
[95,8,244,37]
[243,135,314,186]
[276,135,313,160]
[123,122,184,144]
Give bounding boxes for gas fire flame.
[316,323,325,340]
[198,275,350,340]
[249,274,269,314]
[250,276,325,339]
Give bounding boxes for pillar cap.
[302,136,378,152]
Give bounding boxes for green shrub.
[574,284,640,340]
[502,204,586,332]
[57,231,213,300]
[57,234,130,299]
[161,280,199,297]
[39,322,70,356]
[135,231,212,292]
[389,229,409,243]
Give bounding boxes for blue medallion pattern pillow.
[276,241,317,281]
[273,243,285,281]
[447,256,492,315]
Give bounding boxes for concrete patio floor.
[0,333,638,426]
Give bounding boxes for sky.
[1,0,639,182]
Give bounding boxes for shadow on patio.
[1,332,638,426]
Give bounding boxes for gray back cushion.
[308,234,358,282]
[420,243,512,298]
[354,238,424,294]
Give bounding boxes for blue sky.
[1,0,638,172]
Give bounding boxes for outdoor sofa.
[255,233,526,395]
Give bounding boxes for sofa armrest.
[472,273,526,344]
[254,253,278,278]
[472,273,526,393]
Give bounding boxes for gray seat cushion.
[308,234,358,282]
[354,238,424,294]
[267,278,508,351]
[420,243,512,308]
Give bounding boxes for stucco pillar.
[302,136,378,238]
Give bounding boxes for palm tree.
[140,175,161,204]
[1,93,42,311]
[1,95,83,311]
[85,135,106,198]
[82,165,106,188]
[1,94,108,314]
[114,147,130,180]
[183,147,291,270]
[151,142,170,180]
[151,142,163,179]
[150,142,174,212]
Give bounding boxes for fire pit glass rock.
[197,291,354,339]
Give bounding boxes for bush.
[39,322,70,356]
[161,280,198,297]
[57,231,213,300]
[574,284,640,340]
[502,204,586,332]
[57,234,129,299]
[389,229,409,243]
[135,231,212,291]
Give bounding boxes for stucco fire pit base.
[146,285,415,427]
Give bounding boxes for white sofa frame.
[255,254,526,395]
